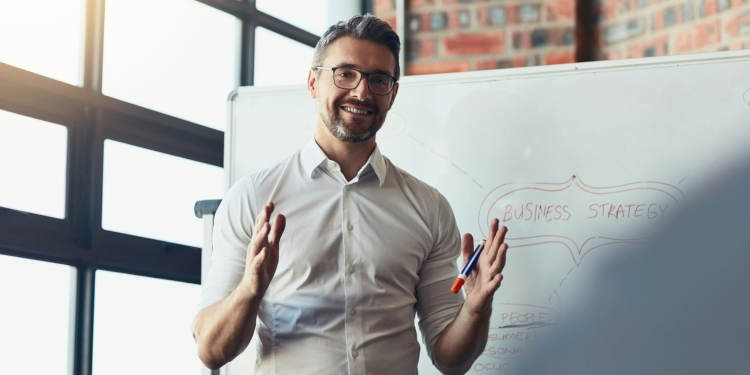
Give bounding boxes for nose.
[349,75,370,100]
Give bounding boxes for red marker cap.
[450,277,465,294]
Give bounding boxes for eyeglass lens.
[333,68,393,95]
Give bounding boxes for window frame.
[0,0,338,373]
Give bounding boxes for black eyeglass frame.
[314,66,398,96]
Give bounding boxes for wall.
[599,0,750,59]
[374,0,576,74]
[372,0,750,74]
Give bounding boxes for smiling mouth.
[340,105,374,115]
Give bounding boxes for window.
[256,0,328,35]
[0,1,323,373]
[101,140,224,247]
[254,27,315,86]
[0,109,67,218]
[0,0,86,85]
[92,270,202,375]
[0,255,73,374]
[102,0,241,130]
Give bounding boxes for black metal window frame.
[0,0,381,373]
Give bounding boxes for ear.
[386,82,399,110]
[307,68,318,99]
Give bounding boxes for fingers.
[488,243,508,275]
[249,202,277,257]
[494,223,508,249]
[490,273,503,291]
[498,241,508,271]
[481,219,506,266]
[461,233,474,265]
[475,220,509,289]
[493,223,508,269]
[488,222,507,261]
[249,221,271,256]
[267,214,286,266]
[253,202,274,236]
[268,214,286,248]
[483,219,499,262]
[249,247,267,273]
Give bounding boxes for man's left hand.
[461,218,508,316]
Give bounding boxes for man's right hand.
[238,202,286,300]
[194,202,285,369]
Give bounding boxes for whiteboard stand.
[194,199,224,375]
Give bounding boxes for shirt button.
[347,223,354,231]
[349,308,356,317]
[351,350,359,359]
[347,264,356,274]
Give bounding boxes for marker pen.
[451,242,485,294]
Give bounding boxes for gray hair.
[312,14,401,80]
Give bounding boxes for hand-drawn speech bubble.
[472,176,686,374]
[478,175,686,267]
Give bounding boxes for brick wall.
[373,0,576,75]
[372,0,750,76]
[374,0,399,31]
[599,0,750,59]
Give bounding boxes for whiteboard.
[224,50,750,374]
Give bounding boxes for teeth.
[342,106,370,115]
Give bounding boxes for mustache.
[337,99,378,112]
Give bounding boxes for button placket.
[341,181,359,369]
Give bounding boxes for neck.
[314,123,376,181]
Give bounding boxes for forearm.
[432,303,491,371]
[193,285,261,369]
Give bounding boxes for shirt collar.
[301,138,329,178]
[367,144,387,187]
[301,138,387,187]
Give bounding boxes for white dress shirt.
[199,139,465,374]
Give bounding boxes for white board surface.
[224,50,750,374]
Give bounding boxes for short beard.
[324,99,383,143]
[326,120,379,143]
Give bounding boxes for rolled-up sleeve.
[415,191,466,372]
[197,176,258,312]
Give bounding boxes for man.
[193,14,508,374]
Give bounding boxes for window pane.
[101,140,223,247]
[256,0,327,35]
[0,109,67,218]
[102,0,240,130]
[93,270,202,375]
[254,28,314,86]
[0,0,85,85]
[0,255,73,374]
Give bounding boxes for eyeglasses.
[315,66,397,96]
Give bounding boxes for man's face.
[308,36,399,143]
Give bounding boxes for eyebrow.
[335,63,393,76]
